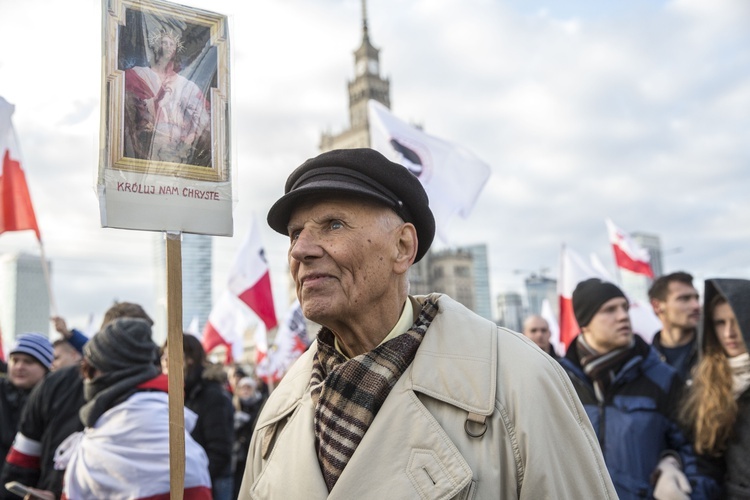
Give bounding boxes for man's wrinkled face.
[8,353,47,390]
[582,297,633,353]
[660,281,701,330]
[287,197,404,329]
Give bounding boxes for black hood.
[701,278,750,353]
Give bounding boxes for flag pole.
[37,241,58,317]
[165,231,185,500]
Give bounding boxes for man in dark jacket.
[559,278,718,500]
[0,334,53,473]
[648,272,701,382]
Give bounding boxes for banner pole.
[166,231,185,500]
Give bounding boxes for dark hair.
[100,302,154,329]
[182,334,207,367]
[648,271,694,302]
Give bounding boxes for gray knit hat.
[84,318,158,373]
[10,333,54,370]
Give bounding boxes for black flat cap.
[267,148,435,262]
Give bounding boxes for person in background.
[51,339,81,371]
[522,314,557,358]
[680,279,750,499]
[163,334,234,500]
[240,148,616,498]
[50,316,89,355]
[232,376,266,500]
[0,302,154,500]
[648,272,701,382]
[58,318,211,499]
[559,278,718,499]
[0,334,53,472]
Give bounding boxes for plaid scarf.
[310,296,439,492]
[576,334,641,402]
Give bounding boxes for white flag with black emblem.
[368,99,491,241]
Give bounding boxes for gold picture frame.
[101,0,229,182]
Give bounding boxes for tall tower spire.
[361,0,369,41]
[319,1,391,151]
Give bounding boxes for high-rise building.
[631,232,663,277]
[430,248,475,312]
[154,233,212,345]
[496,292,524,332]
[525,274,558,319]
[320,0,390,152]
[0,253,50,348]
[465,244,492,321]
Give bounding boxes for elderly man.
[559,278,718,499]
[522,314,557,358]
[240,148,615,498]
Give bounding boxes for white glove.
[653,456,692,500]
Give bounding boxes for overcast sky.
[1,0,748,332]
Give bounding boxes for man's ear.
[393,223,418,274]
[650,298,663,315]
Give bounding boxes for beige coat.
[240,295,616,499]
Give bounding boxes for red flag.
[605,219,654,278]
[227,218,277,330]
[558,245,605,350]
[1,152,40,240]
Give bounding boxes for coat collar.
[255,294,498,430]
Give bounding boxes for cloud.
[1,0,748,327]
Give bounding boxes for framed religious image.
[98,0,233,236]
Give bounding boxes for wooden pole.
[166,232,185,500]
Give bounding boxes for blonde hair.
[680,295,738,455]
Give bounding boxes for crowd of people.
[0,147,747,499]
[0,304,267,500]
[521,273,750,499]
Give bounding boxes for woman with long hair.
[680,279,750,499]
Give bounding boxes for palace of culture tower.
[316,1,493,322]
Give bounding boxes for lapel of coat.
[250,295,497,499]
[328,295,497,499]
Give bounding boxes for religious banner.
[98,0,232,235]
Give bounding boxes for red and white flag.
[606,218,654,278]
[0,97,40,241]
[368,100,491,242]
[558,245,606,350]
[255,300,310,384]
[203,217,277,361]
[202,290,253,363]
[228,218,278,331]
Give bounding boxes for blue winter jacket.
[559,335,719,499]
